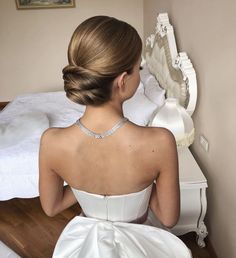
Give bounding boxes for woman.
[39,16,191,258]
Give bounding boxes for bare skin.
[39,59,180,228]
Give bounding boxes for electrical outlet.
[200,135,209,152]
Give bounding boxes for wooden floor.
[0,198,213,258]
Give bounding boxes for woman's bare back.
[42,121,171,196]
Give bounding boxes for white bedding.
[0,85,165,200]
[0,112,49,149]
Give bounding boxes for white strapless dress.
[53,184,192,258]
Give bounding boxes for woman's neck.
[80,101,125,130]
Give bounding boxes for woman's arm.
[149,129,180,228]
[39,129,77,217]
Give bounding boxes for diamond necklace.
[75,117,128,139]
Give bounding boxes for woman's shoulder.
[150,126,175,144]
[132,125,177,163]
[40,126,74,151]
[41,126,65,141]
[134,124,175,145]
[126,124,176,159]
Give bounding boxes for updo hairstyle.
[63,16,142,106]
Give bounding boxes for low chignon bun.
[63,65,114,106]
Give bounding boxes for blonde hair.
[63,16,142,105]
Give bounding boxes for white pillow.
[136,81,145,94]
[123,90,157,126]
[140,63,166,107]
[0,112,49,149]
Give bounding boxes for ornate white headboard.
[145,13,197,116]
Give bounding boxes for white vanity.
[176,147,207,247]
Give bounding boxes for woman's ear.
[116,72,128,92]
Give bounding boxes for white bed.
[0,13,195,201]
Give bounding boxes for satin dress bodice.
[71,184,152,223]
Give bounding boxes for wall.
[0,0,143,101]
[144,1,236,257]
